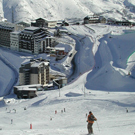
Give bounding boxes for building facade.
[17,21,30,28]
[31,18,57,28]
[107,18,133,26]
[0,22,23,48]
[99,16,107,23]
[10,31,20,51]
[14,84,43,99]
[19,27,55,54]
[19,58,50,86]
[84,15,99,24]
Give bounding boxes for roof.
[0,22,16,27]
[14,84,43,91]
[10,31,20,34]
[84,16,90,20]
[22,27,48,37]
[36,18,45,21]
[17,21,30,25]
[17,87,37,91]
[36,18,57,22]
[55,47,65,51]
[31,61,49,67]
[21,58,50,68]
[84,15,99,20]
[0,22,16,30]
[14,84,42,88]
[24,27,40,31]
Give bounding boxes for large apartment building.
[0,22,23,48]
[19,27,55,54]
[19,58,50,86]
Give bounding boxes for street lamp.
[54,80,60,97]
[59,84,60,97]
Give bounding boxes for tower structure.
[12,6,14,23]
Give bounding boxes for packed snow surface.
[0,23,135,135]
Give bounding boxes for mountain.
[0,0,135,23]
[0,1,135,134]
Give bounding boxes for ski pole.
[96,121,100,132]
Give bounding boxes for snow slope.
[1,89,135,135]
[0,0,135,23]
[0,23,135,134]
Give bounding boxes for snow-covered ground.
[0,24,135,135]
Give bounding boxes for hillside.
[0,0,135,23]
[0,24,135,134]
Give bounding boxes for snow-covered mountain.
[0,0,135,23]
[1,1,135,134]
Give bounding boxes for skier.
[87,111,97,134]
[126,108,128,113]
[11,119,13,124]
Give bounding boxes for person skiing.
[87,111,97,134]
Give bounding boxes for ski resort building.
[14,84,43,99]
[107,18,133,26]
[19,58,50,86]
[31,18,57,28]
[99,16,107,23]
[84,15,99,24]
[10,31,20,51]
[19,27,55,54]
[0,22,23,48]
[17,21,30,28]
